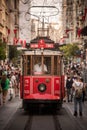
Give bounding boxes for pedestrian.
[0,71,10,104]
[72,77,84,116]
[0,85,2,105]
[82,82,86,103]
[66,75,73,102]
[15,71,20,96]
[8,77,14,101]
[10,72,17,97]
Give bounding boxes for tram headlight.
[38,83,46,92]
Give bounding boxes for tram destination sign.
[30,39,54,49]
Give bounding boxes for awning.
[81,26,87,36]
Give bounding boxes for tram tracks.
[3,104,87,130]
[24,115,62,130]
[24,116,33,130]
[53,115,62,130]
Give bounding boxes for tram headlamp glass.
[38,83,46,92]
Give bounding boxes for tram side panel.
[54,77,61,99]
[20,76,30,98]
[61,75,65,99]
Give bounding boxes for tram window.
[23,55,27,75]
[33,56,50,75]
[27,56,31,75]
[34,57,41,65]
[44,57,51,74]
[57,56,61,75]
[33,56,42,74]
[54,56,61,75]
[54,56,57,75]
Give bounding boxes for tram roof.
[17,36,62,54]
[22,49,62,56]
[30,36,54,44]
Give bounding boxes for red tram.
[20,37,65,110]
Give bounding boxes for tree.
[0,39,6,60]
[9,45,21,65]
[9,45,21,59]
[60,43,80,60]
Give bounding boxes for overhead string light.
[20,0,29,4]
[53,0,59,4]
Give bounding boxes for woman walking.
[0,72,10,104]
[72,77,83,116]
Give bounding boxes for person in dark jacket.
[66,76,73,102]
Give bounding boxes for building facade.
[62,0,87,44]
[0,0,19,45]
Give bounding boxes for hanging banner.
[23,40,26,48]
[13,29,17,34]
[13,37,18,45]
[8,29,10,35]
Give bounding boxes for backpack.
[75,89,83,98]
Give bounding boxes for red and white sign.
[30,39,54,49]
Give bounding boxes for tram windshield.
[33,56,50,75]
[22,55,62,76]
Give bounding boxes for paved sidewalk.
[0,96,22,130]
[63,100,87,117]
[0,87,20,106]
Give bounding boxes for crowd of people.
[0,60,21,105]
[64,62,87,116]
